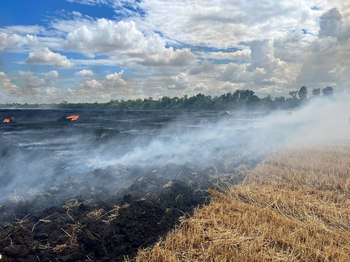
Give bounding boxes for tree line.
[1,86,334,111]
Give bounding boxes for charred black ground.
[0,109,274,261]
[0,163,252,261]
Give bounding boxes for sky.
[0,0,350,103]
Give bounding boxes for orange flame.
[3,117,13,123]
[66,115,79,121]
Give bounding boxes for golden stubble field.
[136,146,350,261]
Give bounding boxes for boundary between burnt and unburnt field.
[137,145,350,261]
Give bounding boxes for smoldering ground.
[0,109,277,261]
[0,110,279,204]
[0,94,349,205]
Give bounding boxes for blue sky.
[0,0,349,103]
[0,0,116,26]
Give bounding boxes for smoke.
[265,94,350,148]
[0,94,349,205]
[88,94,350,170]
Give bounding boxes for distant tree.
[7,89,321,111]
[273,96,285,104]
[246,94,260,107]
[261,95,273,108]
[238,90,255,101]
[289,90,298,99]
[322,86,334,97]
[298,86,308,101]
[311,88,321,97]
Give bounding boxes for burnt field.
[0,109,286,261]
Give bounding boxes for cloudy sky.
[0,0,349,103]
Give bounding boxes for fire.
[66,115,80,121]
[2,117,14,123]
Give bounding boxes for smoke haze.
[0,94,349,204]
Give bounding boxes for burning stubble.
[2,117,15,123]
[65,115,79,122]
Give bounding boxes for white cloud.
[219,39,298,93]
[1,25,45,35]
[138,0,320,48]
[319,8,343,38]
[297,37,350,88]
[0,72,20,103]
[0,70,133,103]
[44,70,60,86]
[50,14,94,34]
[66,19,145,54]
[105,71,125,82]
[188,61,216,76]
[168,72,190,90]
[297,8,350,89]
[65,19,195,66]
[75,69,94,77]
[79,79,102,89]
[26,47,74,68]
[0,32,36,52]
[1,1,350,101]
[74,71,132,102]
[0,71,64,104]
[17,71,46,88]
[231,49,251,62]
[45,70,59,79]
[141,48,195,66]
[248,40,276,70]
[72,58,120,66]
[221,63,254,83]
[273,29,314,63]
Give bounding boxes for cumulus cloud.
[138,0,320,48]
[218,39,297,94]
[221,63,259,83]
[105,71,125,83]
[26,47,74,68]
[0,32,36,52]
[74,71,132,102]
[0,71,63,104]
[65,19,195,66]
[188,61,216,76]
[75,69,94,77]
[248,40,276,70]
[44,70,59,79]
[297,37,350,87]
[141,48,195,66]
[66,20,144,54]
[168,72,190,90]
[17,71,46,88]
[0,70,133,103]
[0,72,20,102]
[297,8,350,89]
[43,70,60,86]
[319,8,342,38]
[1,1,350,101]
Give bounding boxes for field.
[137,145,350,261]
[0,109,273,261]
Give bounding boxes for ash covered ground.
[0,109,289,261]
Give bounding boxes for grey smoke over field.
[0,94,349,203]
[89,94,350,169]
[268,94,350,148]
